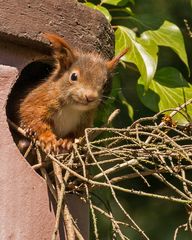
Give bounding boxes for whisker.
[112,87,122,90]
[102,95,115,100]
[112,72,119,77]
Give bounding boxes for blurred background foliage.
[79,0,192,239]
[83,0,192,127]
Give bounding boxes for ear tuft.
[43,33,76,72]
[43,33,72,52]
[106,48,128,71]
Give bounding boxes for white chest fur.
[53,106,82,138]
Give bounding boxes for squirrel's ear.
[43,33,76,69]
[106,48,128,71]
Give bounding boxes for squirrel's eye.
[70,72,78,81]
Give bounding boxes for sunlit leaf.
[137,67,192,124]
[115,26,158,89]
[143,21,189,73]
[84,2,112,22]
[124,7,134,15]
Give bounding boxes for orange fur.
[18,33,128,153]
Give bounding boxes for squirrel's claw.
[19,124,74,154]
[57,138,74,153]
[37,131,58,154]
[62,138,73,151]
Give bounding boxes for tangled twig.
[8,99,192,239]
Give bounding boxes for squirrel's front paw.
[58,138,74,152]
[20,122,35,137]
[38,131,58,153]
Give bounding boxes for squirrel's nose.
[84,90,98,103]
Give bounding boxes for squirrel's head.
[44,33,128,111]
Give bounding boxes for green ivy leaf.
[101,0,134,6]
[124,7,134,15]
[143,21,190,74]
[115,26,158,89]
[137,67,192,124]
[84,3,112,22]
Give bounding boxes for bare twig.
[7,100,192,240]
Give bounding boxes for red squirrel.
[18,33,128,153]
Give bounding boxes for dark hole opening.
[6,59,55,165]
[6,59,54,124]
